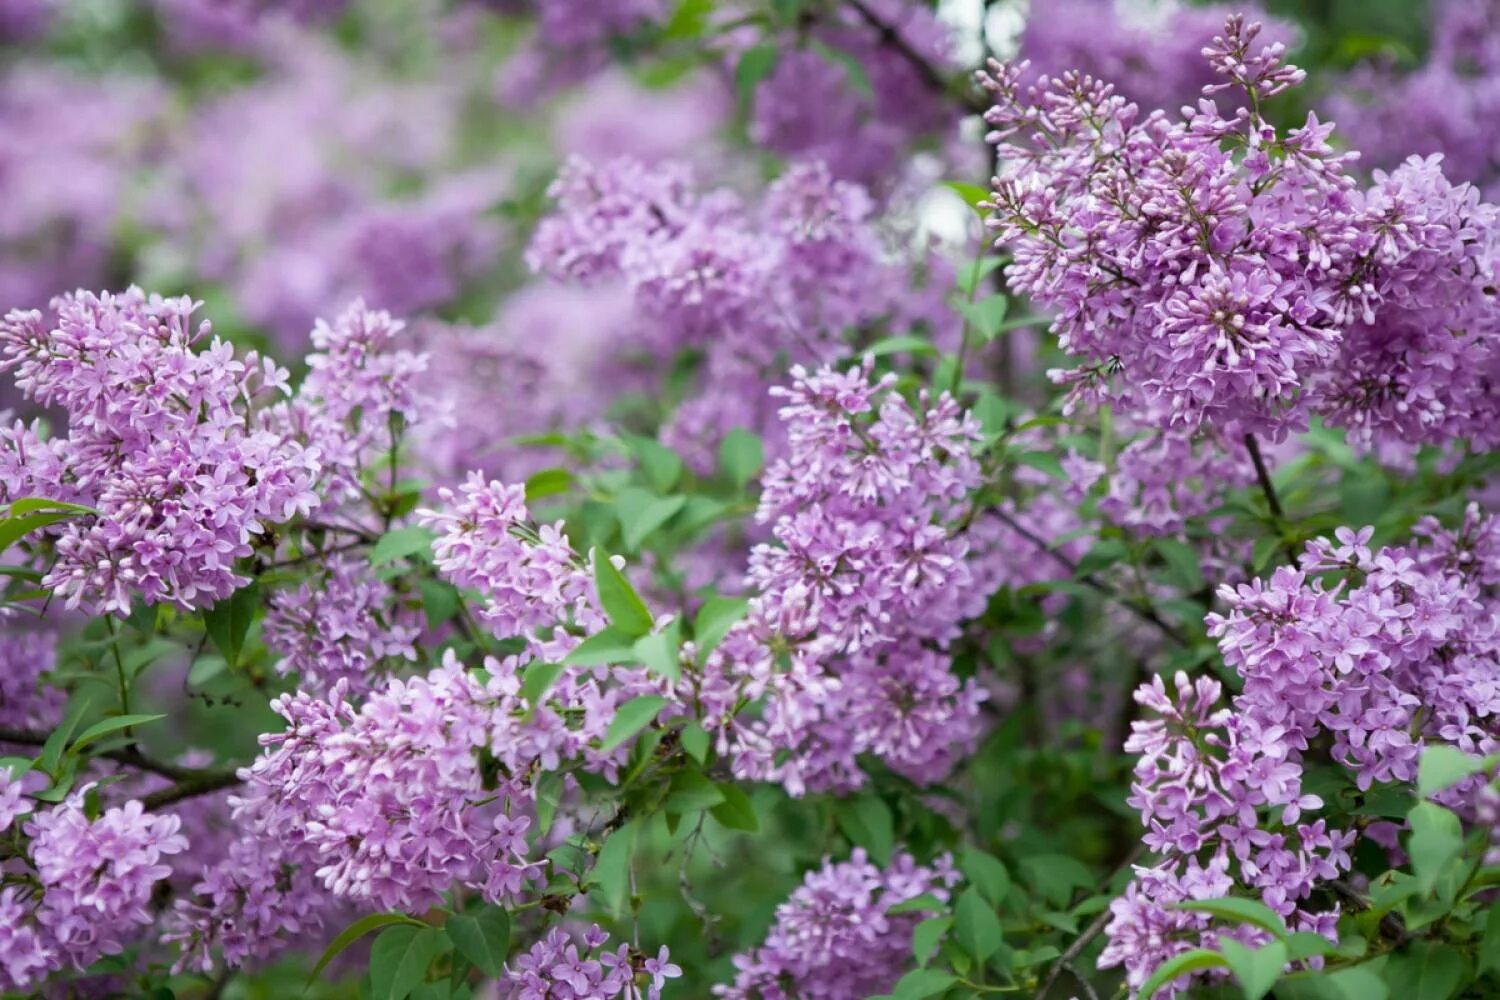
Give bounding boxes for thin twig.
[843,0,988,112]
[1242,433,1285,522]
[1035,845,1144,999]
[989,508,1190,647]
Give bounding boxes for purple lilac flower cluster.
[714,849,957,999]
[1106,505,1500,993]
[982,17,1500,455]
[705,362,988,795]
[1,776,187,993]
[529,156,954,469]
[261,554,423,694]
[0,289,319,615]
[503,923,679,1000]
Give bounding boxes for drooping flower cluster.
[422,472,603,662]
[1,780,187,993]
[228,659,543,916]
[714,849,957,1000]
[0,288,320,615]
[1101,673,1353,995]
[707,362,988,795]
[529,155,955,469]
[1106,506,1500,993]
[983,16,1500,453]
[503,923,680,1000]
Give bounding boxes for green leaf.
[719,429,764,490]
[633,623,682,682]
[0,510,75,553]
[1384,941,1465,1000]
[663,0,714,41]
[960,848,1011,909]
[629,438,684,494]
[889,893,946,915]
[202,581,260,668]
[694,596,749,656]
[836,795,894,866]
[709,782,758,832]
[943,180,991,212]
[8,497,97,517]
[735,44,779,105]
[563,627,639,667]
[912,916,952,967]
[600,695,669,752]
[890,968,957,998]
[1417,745,1486,798]
[68,714,166,755]
[445,908,509,979]
[309,913,426,985]
[1285,932,1336,962]
[959,294,1009,341]
[1219,938,1288,1000]
[369,925,445,1000]
[953,887,1002,964]
[38,696,92,778]
[1136,948,1229,1000]
[1407,802,1465,894]
[524,467,574,503]
[1018,853,1094,909]
[587,823,637,916]
[617,488,686,551]
[1155,537,1205,591]
[1075,539,1129,577]
[416,578,460,630]
[592,552,653,637]
[369,526,435,566]
[956,256,1005,296]
[1014,450,1065,480]
[679,721,710,764]
[665,766,726,817]
[1274,965,1388,1000]
[1173,897,1290,943]
[519,661,564,716]
[866,335,936,358]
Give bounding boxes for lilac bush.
[0,3,1498,999]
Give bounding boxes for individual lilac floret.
[0,289,319,615]
[714,849,957,999]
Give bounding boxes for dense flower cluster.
[0,288,319,614]
[1106,506,1500,992]
[0,628,60,729]
[706,362,988,795]
[504,923,679,1000]
[983,16,1500,453]
[1,781,187,992]
[715,849,957,999]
